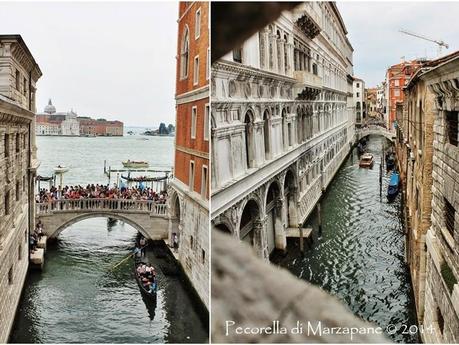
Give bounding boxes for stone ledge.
[211,231,390,343]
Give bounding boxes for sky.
[337,1,459,88]
[0,1,178,127]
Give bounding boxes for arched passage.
[239,199,261,247]
[265,181,283,254]
[48,212,152,240]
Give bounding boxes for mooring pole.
[299,223,304,254]
[317,202,322,235]
[379,156,383,199]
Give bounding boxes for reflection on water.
[11,218,207,343]
[272,135,419,343]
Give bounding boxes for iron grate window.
[446,111,458,146]
[445,198,456,237]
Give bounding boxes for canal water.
[272,135,419,343]
[10,134,208,343]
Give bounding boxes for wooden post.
[317,202,322,235]
[299,223,304,254]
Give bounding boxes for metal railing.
[36,198,168,216]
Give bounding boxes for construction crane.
[399,29,449,57]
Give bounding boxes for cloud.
[337,1,459,87]
[0,1,178,127]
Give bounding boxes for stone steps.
[30,248,45,270]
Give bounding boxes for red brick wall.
[174,1,209,199]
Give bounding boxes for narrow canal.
[10,134,208,343]
[272,135,419,343]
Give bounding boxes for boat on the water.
[359,153,374,168]
[386,154,395,171]
[122,160,149,168]
[121,175,167,182]
[54,165,69,174]
[387,171,400,201]
[134,259,157,301]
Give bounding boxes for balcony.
[293,70,322,100]
[292,3,322,39]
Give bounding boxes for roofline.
[0,34,42,77]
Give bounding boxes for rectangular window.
[446,111,458,146]
[15,134,20,153]
[445,198,456,237]
[195,8,201,39]
[204,104,209,141]
[22,175,25,192]
[16,181,19,201]
[202,249,206,264]
[4,133,9,158]
[201,165,208,198]
[356,83,360,88]
[394,79,400,86]
[5,191,10,216]
[8,266,13,285]
[233,48,242,63]
[193,55,199,85]
[206,47,210,80]
[394,89,400,97]
[15,70,20,90]
[191,106,197,139]
[189,160,195,192]
[18,244,22,260]
[23,77,27,96]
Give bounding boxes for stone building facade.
[353,77,365,125]
[169,1,209,310]
[0,35,41,343]
[211,2,355,260]
[396,51,459,342]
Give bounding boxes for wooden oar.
[110,243,149,271]
[110,253,134,271]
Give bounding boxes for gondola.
[121,175,168,182]
[134,258,158,301]
[387,171,400,201]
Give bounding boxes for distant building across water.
[36,99,123,137]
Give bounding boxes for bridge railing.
[36,198,168,216]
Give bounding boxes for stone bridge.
[36,198,170,240]
[356,125,396,141]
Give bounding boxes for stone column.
[272,34,278,73]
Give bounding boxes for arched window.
[282,108,287,150]
[263,110,271,161]
[245,111,255,169]
[312,63,318,75]
[180,26,190,79]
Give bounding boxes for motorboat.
[122,160,149,168]
[54,165,69,174]
[359,153,374,168]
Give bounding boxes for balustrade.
[36,198,168,216]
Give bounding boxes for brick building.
[78,117,123,136]
[168,1,209,310]
[0,35,42,343]
[396,51,459,342]
[385,60,423,130]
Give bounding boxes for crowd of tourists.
[36,184,167,204]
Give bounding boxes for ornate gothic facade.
[211,3,356,259]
